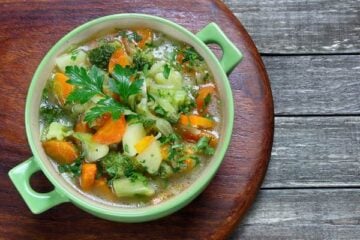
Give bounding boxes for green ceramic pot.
[8,14,242,222]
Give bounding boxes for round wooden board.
[0,0,274,239]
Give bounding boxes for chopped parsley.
[195,137,215,155]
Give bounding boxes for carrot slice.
[91,113,111,129]
[42,140,78,164]
[179,114,215,129]
[135,135,155,154]
[108,48,130,73]
[92,115,126,145]
[80,163,97,191]
[74,121,91,133]
[196,85,215,113]
[135,28,152,48]
[53,73,74,105]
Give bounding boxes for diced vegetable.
[158,162,173,178]
[56,50,88,73]
[88,44,116,70]
[196,85,215,113]
[73,132,109,162]
[179,114,215,129]
[53,73,74,105]
[42,140,79,164]
[136,140,162,174]
[122,123,146,156]
[108,48,130,73]
[135,135,155,154]
[137,98,173,135]
[112,178,155,197]
[80,163,97,190]
[45,122,73,140]
[92,115,126,145]
[74,121,91,133]
[135,28,152,48]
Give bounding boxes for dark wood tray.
[0,0,274,239]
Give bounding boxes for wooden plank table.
[0,0,359,239]
[224,0,360,239]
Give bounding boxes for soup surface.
[40,28,221,206]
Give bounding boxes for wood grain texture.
[261,117,360,188]
[232,55,360,115]
[263,55,360,115]
[0,0,273,239]
[230,189,360,240]
[224,0,360,54]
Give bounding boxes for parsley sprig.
[84,98,126,123]
[109,65,144,103]
[65,64,143,124]
[66,65,104,104]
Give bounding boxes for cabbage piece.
[136,98,173,136]
[45,122,73,141]
[73,132,109,162]
[136,140,162,174]
[112,178,155,197]
[56,50,88,73]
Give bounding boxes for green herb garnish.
[65,65,105,104]
[163,64,171,79]
[109,65,144,103]
[195,137,215,155]
[88,44,116,69]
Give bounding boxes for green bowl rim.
[25,13,234,221]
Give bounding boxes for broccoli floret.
[101,152,144,180]
[133,49,155,72]
[88,44,116,70]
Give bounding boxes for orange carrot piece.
[74,121,91,133]
[53,73,74,105]
[179,114,215,129]
[184,158,195,170]
[92,113,111,129]
[196,85,215,113]
[135,28,152,48]
[93,178,116,201]
[80,163,97,191]
[42,140,79,164]
[108,48,130,73]
[92,115,126,145]
[177,126,218,147]
[135,135,155,154]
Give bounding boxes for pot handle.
[196,22,243,75]
[8,157,69,214]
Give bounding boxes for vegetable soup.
[40,28,221,206]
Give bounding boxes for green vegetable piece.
[56,50,89,73]
[163,64,171,79]
[73,132,109,162]
[101,152,130,179]
[112,178,155,198]
[84,97,126,124]
[65,65,105,104]
[58,158,82,176]
[195,136,215,155]
[88,44,116,70]
[45,122,73,141]
[109,65,144,103]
